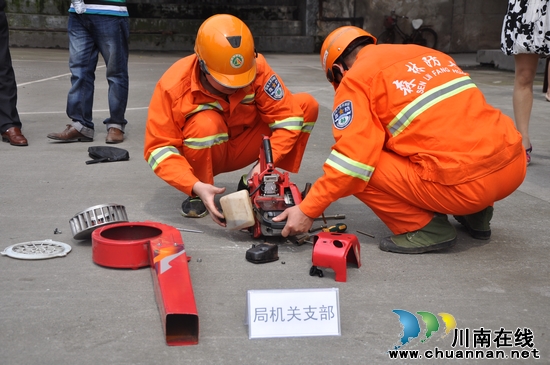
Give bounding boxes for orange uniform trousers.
[355,150,527,234]
[181,93,318,185]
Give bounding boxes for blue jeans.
[67,13,129,138]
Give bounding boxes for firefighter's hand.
[192,182,227,227]
[273,205,313,237]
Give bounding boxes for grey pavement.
[1,49,549,365]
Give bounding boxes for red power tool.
[247,136,310,239]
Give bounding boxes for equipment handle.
[302,182,312,199]
[263,137,273,166]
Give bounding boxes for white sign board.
[247,288,340,339]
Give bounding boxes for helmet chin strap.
[332,62,348,82]
[200,71,224,97]
[198,58,210,75]
[341,59,350,71]
[330,59,351,90]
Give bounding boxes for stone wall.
[319,0,508,52]
[6,0,509,53]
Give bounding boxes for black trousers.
[0,8,22,133]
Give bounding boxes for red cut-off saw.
[247,136,310,239]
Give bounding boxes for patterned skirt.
[501,0,550,55]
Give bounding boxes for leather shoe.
[106,127,124,144]
[47,124,93,142]
[1,127,28,146]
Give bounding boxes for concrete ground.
[1,49,548,365]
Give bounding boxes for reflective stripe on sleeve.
[387,76,477,137]
[184,133,228,150]
[148,146,180,170]
[301,121,315,134]
[269,117,304,131]
[325,150,374,181]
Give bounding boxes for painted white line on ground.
[16,65,106,87]
[18,106,149,115]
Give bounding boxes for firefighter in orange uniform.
[274,26,526,254]
[144,14,318,226]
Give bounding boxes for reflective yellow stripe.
[269,117,304,131]
[185,101,223,118]
[302,121,315,134]
[148,146,180,170]
[388,76,476,137]
[325,150,374,181]
[184,133,228,150]
[241,92,255,104]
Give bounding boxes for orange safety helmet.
[195,14,257,88]
[320,26,376,89]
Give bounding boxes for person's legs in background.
[47,13,97,142]
[0,6,27,146]
[93,15,130,143]
[513,53,539,165]
[544,57,549,102]
[66,13,99,138]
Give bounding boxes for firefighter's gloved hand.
[273,205,313,237]
[72,0,86,14]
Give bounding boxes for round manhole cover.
[1,239,72,260]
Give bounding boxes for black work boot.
[379,214,457,254]
[181,196,208,218]
[453,206,493,240]
[237,174,249,192]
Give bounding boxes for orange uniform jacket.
[300,44,523,219]
[144,54,316,196]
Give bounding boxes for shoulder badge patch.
[332,100,353,130]
[264,75,284,100]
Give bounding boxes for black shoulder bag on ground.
[85,146,130,165]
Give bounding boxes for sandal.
[525,145,532,166]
